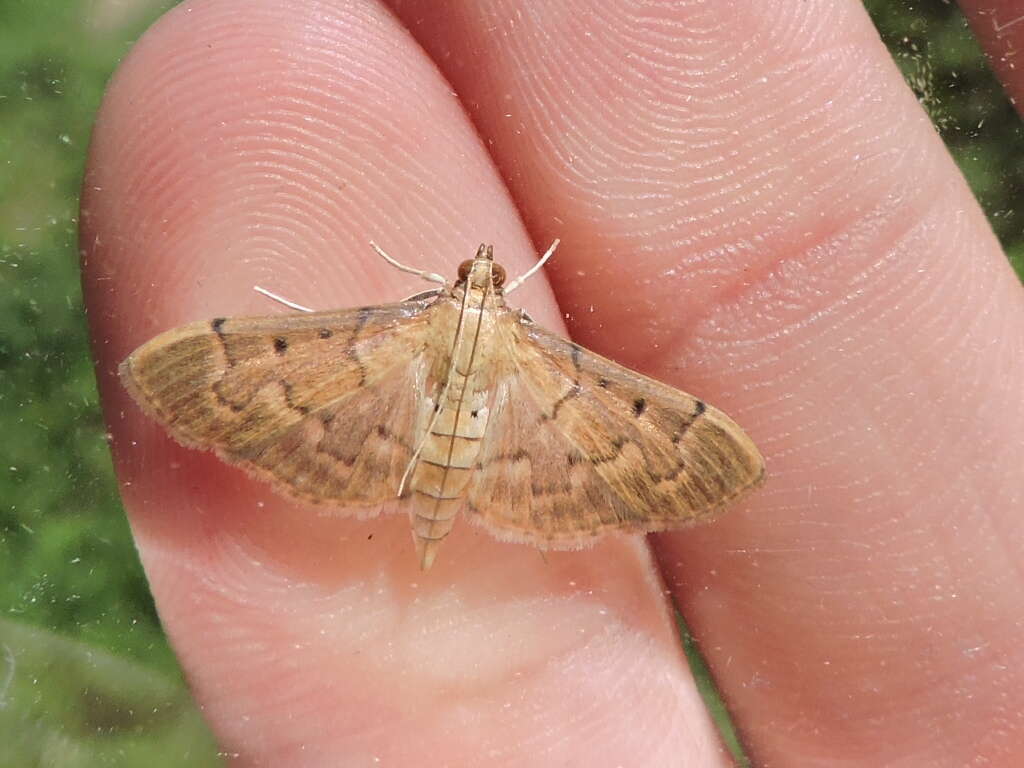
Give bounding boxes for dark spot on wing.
[633,397,646,416]
[281,380,310,414]
[598,377,610,388]
[318,328,333,339]
[672,400,707,445]
[569,343,583,371]
[274,337,288,355]
[355,307,372,330]
[210,318,236,366]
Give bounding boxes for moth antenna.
[370,242,447,286]
[253,285,315,313]
[503,238,560,295]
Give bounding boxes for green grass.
[1,1,221,763]
[1,1,1020,764]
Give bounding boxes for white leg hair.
[504,238,560,295]
[253,285,315,313]
[370,242,447,286]
[254,239,559,311]
[253,241,446,313]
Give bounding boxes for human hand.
[82,1,1024,765]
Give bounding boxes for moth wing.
[120,298,438,507]
[466,318,764,547]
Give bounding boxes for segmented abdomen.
[408,370,489,565]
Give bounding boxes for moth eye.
[491,264,506,288]
[457,260,474,282]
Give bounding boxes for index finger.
[81,0,732,764]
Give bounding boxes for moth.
[120,243,765,569]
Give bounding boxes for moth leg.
[503,238,560,295]
[253,285,315,313]
[370,242,447,286]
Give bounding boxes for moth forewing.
[119,300,438,506]
[120,244,764,569]
[462,314,764,547]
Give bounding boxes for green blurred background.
[1,1,1021,765]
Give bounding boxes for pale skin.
[82,1,1024,766]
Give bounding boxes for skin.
[81,1,1024,765]
[960,0,1024,111]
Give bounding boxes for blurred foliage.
[0,618,221,767]
[0,0,177,669]
[1,0,222,763]
[0,0,1020,764]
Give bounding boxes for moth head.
[457,245,506,291]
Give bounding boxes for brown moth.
[120,244,765,570]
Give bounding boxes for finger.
[81,0,730,764]
[961,0,1024,114]
[384,0,1024,764]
